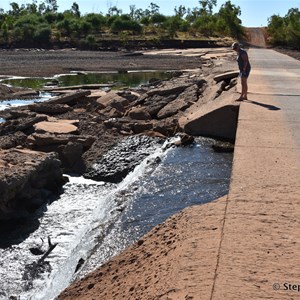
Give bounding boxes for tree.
[9,2,23,16]
[163,16,183,37]
[110,15,142,34]
[26,1,38,14]
[218,1,243,38]
[34,26,51,43]
[193,14,218,36]
[45,0,58,12]
[129,5,144,21]
[199,0,217,15]
[71,2,80,18]
[268,8,300,49]
[151,13,166,25]
[267,14,286,45]
[174,5,187,18]
[1,22,9,43]
[107,6,122,16]
[83,13,106,31]
[285,8,300,48]
[149,3,160,15]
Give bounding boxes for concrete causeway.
[211,49,300,299]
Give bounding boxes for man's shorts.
[240,70,250,78]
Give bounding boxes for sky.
[1,0,300,27]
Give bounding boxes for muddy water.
[0,137,233,300]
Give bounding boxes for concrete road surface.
[211,48,300,299]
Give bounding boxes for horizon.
[1,0,300,27]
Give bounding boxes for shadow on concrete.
[245,99,281,111]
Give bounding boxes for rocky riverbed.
[0,47,241,298]
[0,47,240,220]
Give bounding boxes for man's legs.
[241,76,248,99]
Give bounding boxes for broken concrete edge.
[183,104,240,141]
[213,71,240,83]
[179,89,241,141]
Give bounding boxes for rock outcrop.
[0,148,66,219]
[84,135,162,183]
[0,83,38,100]
[0,65,239,220]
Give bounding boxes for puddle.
[0,71,172,90]
[0,71,171,115]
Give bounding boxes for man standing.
[232,42,251,101]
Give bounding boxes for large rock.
[84,135,162,183]
[146,84,190,96]
[61,142,83,167]
[0,83,38,100]
[157,84,198,119]
[27,133,95,172]
[87,90,107,100]
[34,120,79,134]
[0,115,48,135]
[143,94,178,118]
[48,90,91,105]
[127,107,152,120]
[28,103,71,115]
[0,131,27,149]
[27,133,95,149]
[96,91,127,107]
[0,148,66,219]
[179,92,240,140]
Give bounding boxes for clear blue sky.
[1,0,299,27]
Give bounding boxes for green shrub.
[34,26,51,43]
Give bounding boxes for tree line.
[0,0,244,48]
[267,8,300,49]
[0,1,298,49]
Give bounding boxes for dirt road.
[245,27,267,48]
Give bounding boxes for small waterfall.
[0,137,233,300]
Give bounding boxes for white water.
[0,141,170,300]
[0,137,233,300]
[0,92,52,111]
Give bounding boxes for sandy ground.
[0,47,239,79]
[0,49,207,77]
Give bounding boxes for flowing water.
[0,92,52,112]
[1,71,232,299]
[0,137,233,300]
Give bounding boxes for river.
[0,136,232,300]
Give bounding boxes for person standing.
[232,42,251,101]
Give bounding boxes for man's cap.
[231,42,240,49]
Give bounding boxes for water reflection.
[1,71,171,90]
